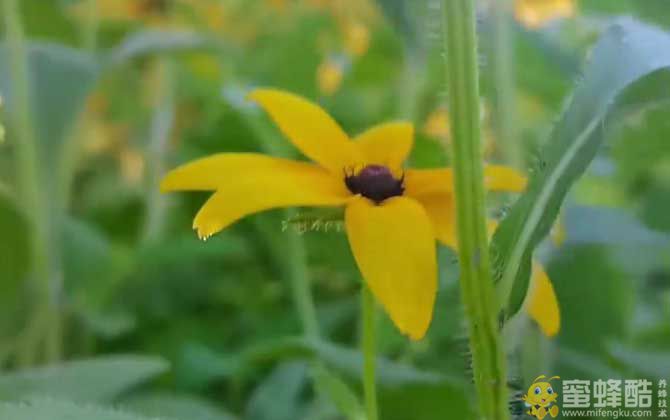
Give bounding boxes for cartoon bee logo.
[522,375,560,419]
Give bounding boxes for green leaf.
[562,205,670,246]
[0,356,169,402]
[492,18,670,318]
[551,246,632,356]
[248,338,449,387]
[245,362,309,420]
[0,399,166,420]
[123,392,238,420]
[62,216,113,296]
[106,30,217,67]
[374,0,416,47]
[311,364,365,420]
[0,43,98,165]
[608,343,670,379]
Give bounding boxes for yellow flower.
[317,57,345,96]
[515,0,575,29]
[423,107,451,140]
[343,21,370,58]
[161,89,557,340]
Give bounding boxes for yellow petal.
[161,153,349,238]
[484,165,528,192]
[412,193,458,248]
[248,89,360,173]
[525,263,561,337]
[354,122,413,171]
[345,196,437,340]
[404,168,454,197]
[404,165,527,197]
[160,153,342,192]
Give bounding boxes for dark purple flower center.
[344,164,404,204]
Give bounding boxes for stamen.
[344,164,404,204]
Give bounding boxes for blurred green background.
[0,0,669,419]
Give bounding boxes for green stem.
[243,114,321,338]
[82,0,99,53]
[442,1,509,419]
[284,213,320,338]
[3,0,62,364]
[2,0,38,217]
[142,58,176,244]
[361,286,378,420]
[490,0,521,167]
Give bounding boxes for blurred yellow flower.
[515,0,575,29]
[317,58,344,96]
[424,107,452,140]
[120,147,146,184]
[267,0,288,12]
[161,89,535,340]
[424,107,496,157]
[343,21,370,58]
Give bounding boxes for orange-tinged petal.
[345,196,437,340]
[354,122,413,171]
[248,89,360,173]
[525,263,560,337]
[404,165,527,197]
[161,153,349,238]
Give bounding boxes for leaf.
[379,382,474,420]
[245,362,309,420]
[123,392,238,420]
[0,356,169,402]
[492,18,670,318]
[551,246,632,356]
[106,30,217,67]
[562,205,670,246]
[608,343,670,379]
[0,43,98,168]
[0,399,166,420]
[248,337,450,388]
[62,216,113,296]
[374,0,416,47]
[558,347,624,380]
[311,364,365,420]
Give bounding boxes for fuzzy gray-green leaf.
[493,18,670,318]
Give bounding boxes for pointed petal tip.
[404,324,429,341]
[542,324,560,338]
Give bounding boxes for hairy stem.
[82,0,99,53]
[442,1,509,419]
[491,0,521,168]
